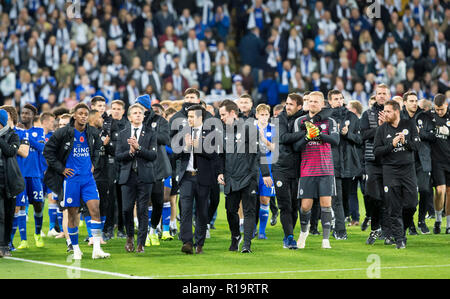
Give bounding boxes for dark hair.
[434,93,446,107]
[402,91,418,102]
[152,103,164,111]
[164,107,177,117]
[23,103,38,115]
[90,95,106,106]
[52,107,70,119]
[72,103,90,113]
[327,89,342,102]
[89,109,99,117]
[0,105,18,125]
[287,93,303,106]
[385,100,400,111]
[184,88,200,99]
[40,112,56,123]
[273,104,284,112]
[219,99,239,115]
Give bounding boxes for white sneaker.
[206,224,211,239]
[92,248,111,259]
[297,231,309,249]
[73,249,83,260]
[322,239,332,249]
[47,228,59,237]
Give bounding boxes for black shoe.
[433,221,441,234]
[396,241,406,249]
[241,246,252,253]
[309,228,320,235]
[84,236,89,242]
[409,225,418,235]
[366,230,380,245]
[170,227,178,236]
[361,217,371,231]
[270,211,278,226]
[446,228,450,234]
[332,230,348,240]
[229,235,242,252]
[117,230,127,239]
[384,236,395,245]
[418,222,430,234]
[181,242,194,254]
[67,244,73,253]
[210,224,216,230]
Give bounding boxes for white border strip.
[4,257,152,279]
[4,257,450,279]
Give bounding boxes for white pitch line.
[4,256,152,279]
[4,257,450,279]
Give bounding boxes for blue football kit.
[62,129,99,208]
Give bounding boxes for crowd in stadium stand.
[0,0,448,113]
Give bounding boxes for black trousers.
[272,173,299,237]
[415,164,434,223]
[385,185,417,243]
[121,171,153,246]
[225,180,257,248]
[149,179,164,229]
[115,181,125,232]
[208,182,220,224]
[0,185,15,248]
[366,164,391,236]
[96,179,114,234]
[179,174,210,247]
[332,177,347,233]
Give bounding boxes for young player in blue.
[43,103,110,260]
[255,104,276,239]
[39,112,59,237]
[15,104,46,249]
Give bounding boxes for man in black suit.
[175,105,219,255]
[115,104,158,253]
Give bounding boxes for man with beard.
[427,94,450,234]
[217,99,273,253]
[360,84,393,245]
[271,93,306,249]
[400,91,434,234]
[374,100,420,249]
[328,90,362,240]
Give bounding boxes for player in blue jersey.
[255,104,276,239]
[43,103,110,260]
[14,104,46,248]
[38,112,58,237]
[0,105,30,252]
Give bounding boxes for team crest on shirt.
[67,198,73,204]
[266,132,272,137]
[276,181,283,187]
[299,189,304,195]
[151,122,157,128]
[446,121,450,127]
[320,124,327,130]
[32,132,37,137]
[418,119,423,125]
[384,186,389,193]
[402,129,409,135]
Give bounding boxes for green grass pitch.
[1,192,449,279]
